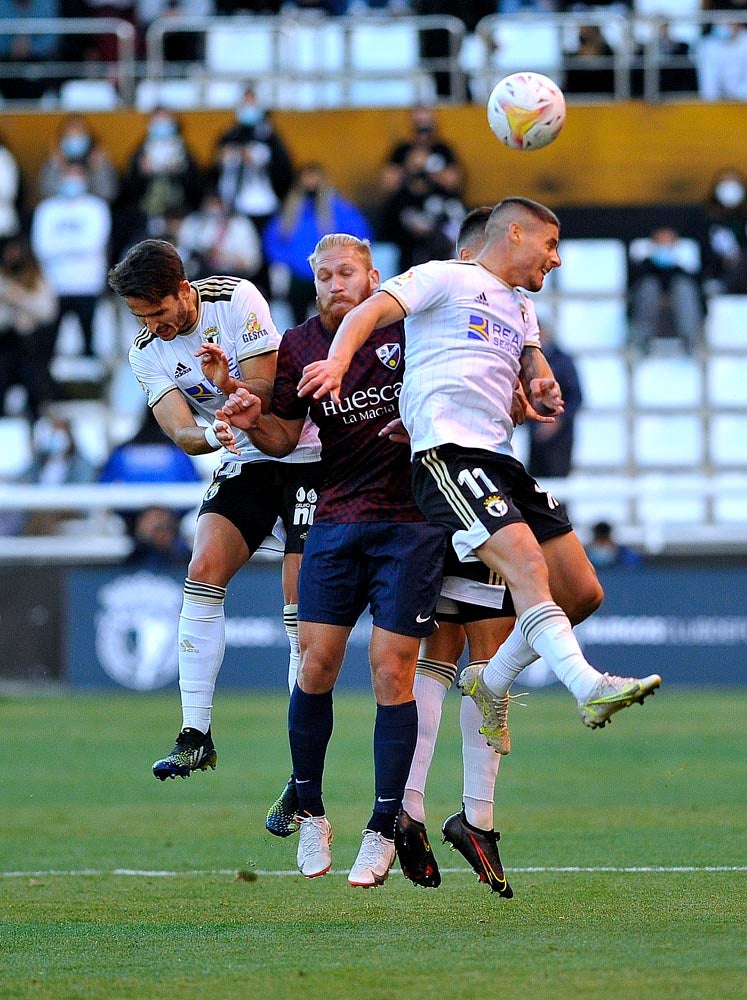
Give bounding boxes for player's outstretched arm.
[298,292,405,403]
[217,387,303,458]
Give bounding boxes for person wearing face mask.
[704,168,747,295]
[585,521,643,572]
[40,115,119,205]
[262,163,373,325]
[696,14,747,100]
[628,225,706,356]
[30,164,111,363]
[177,191,263,282]
[114,109,202,258]
[211,85,295,298]
[379,105,464,200]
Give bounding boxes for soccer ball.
[487,72,566,152]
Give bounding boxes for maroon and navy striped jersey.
[271,314,423,523]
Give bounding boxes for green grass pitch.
[2,687,745,1000]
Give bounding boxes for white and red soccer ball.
[487,71,566,152]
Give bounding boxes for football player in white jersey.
[299,197,661,759]
[108,239,321,780]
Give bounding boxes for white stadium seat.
[575,355,629,409]
[706,355,747,408]
[0,417,33,478]
[633,414,704,467]
[709,414,747,466]
[632,356,702,409]
[555,239,628,294]
[574,412,629,468]
[704,294,747,349]
[135,79,201,112]
[555,299,627,351]
[58,79,120,111]
[205,22,277,74]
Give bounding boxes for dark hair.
[456,205,493,255]
[487,197,560,237]
[108,239,186,301]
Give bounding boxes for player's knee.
[371,659,416,703]
[566,576,604,625]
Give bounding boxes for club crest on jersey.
[483,494,509,518]
[467,314,490,342]
[202,326,219,344]
[376,343,401,370]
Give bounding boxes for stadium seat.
[575,354,629,409]
[709,414,747,467]
[633,356,703,409]
[0,417,33,478]
[486,21,562,74]
[205,21,277,75]
[633,413,704,467]
[555,299,627,351]
[706,355,747,408]
[58,79,120,111]
[574,412,629,468]
[554,239,628,294]
[637,473,707,524]
[713,473,747,522]
[349,21,420,72]
[704,295,747,349]
[135,79,202,112]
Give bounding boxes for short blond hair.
[308,233,374,275]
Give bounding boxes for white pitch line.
[2,866,746,878]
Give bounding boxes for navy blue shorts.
[298,521,447,638]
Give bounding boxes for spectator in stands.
[628,226,705,355]
[586,520,643,571]
[263,163,373,325]
[0,237,59,420]
[0,133,22,246]
[0,0,60,101]
[380,105,464,200]
[30,163,111,361]
[375,163,465,272]
[177,190,263,283]
[124,504,191,570]
[115,109,202,256]
[21,416,98,534]
[703,167,747,294]
[211,84,294,295]
[562,22,615,96]
[696,13,747,100]
[39,115,119,205]
[79,0,135,64]
[527,320,583,480]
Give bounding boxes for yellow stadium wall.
[3,101,744,212]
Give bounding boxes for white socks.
[483,602,600,702]
[178,578,226,733]
[402,659,456,824]
[283,603,299,693]
[460,677,500,831]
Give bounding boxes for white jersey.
[380,259,541,456]
[129,275,320,467]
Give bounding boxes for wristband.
[204,424,221,450]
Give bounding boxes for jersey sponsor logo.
[391,269,415,287]
[474,291,489,305]
[320,382,402,419]
[483,494,509,518]
[174,361,192,378]
[243,312,266,343]
[202,326,219,344]
[293,486,317,527]
[185,380,220,400]
[375,343,401,370]
[468,314,490,342]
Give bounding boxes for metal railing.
[0,11,745,109]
